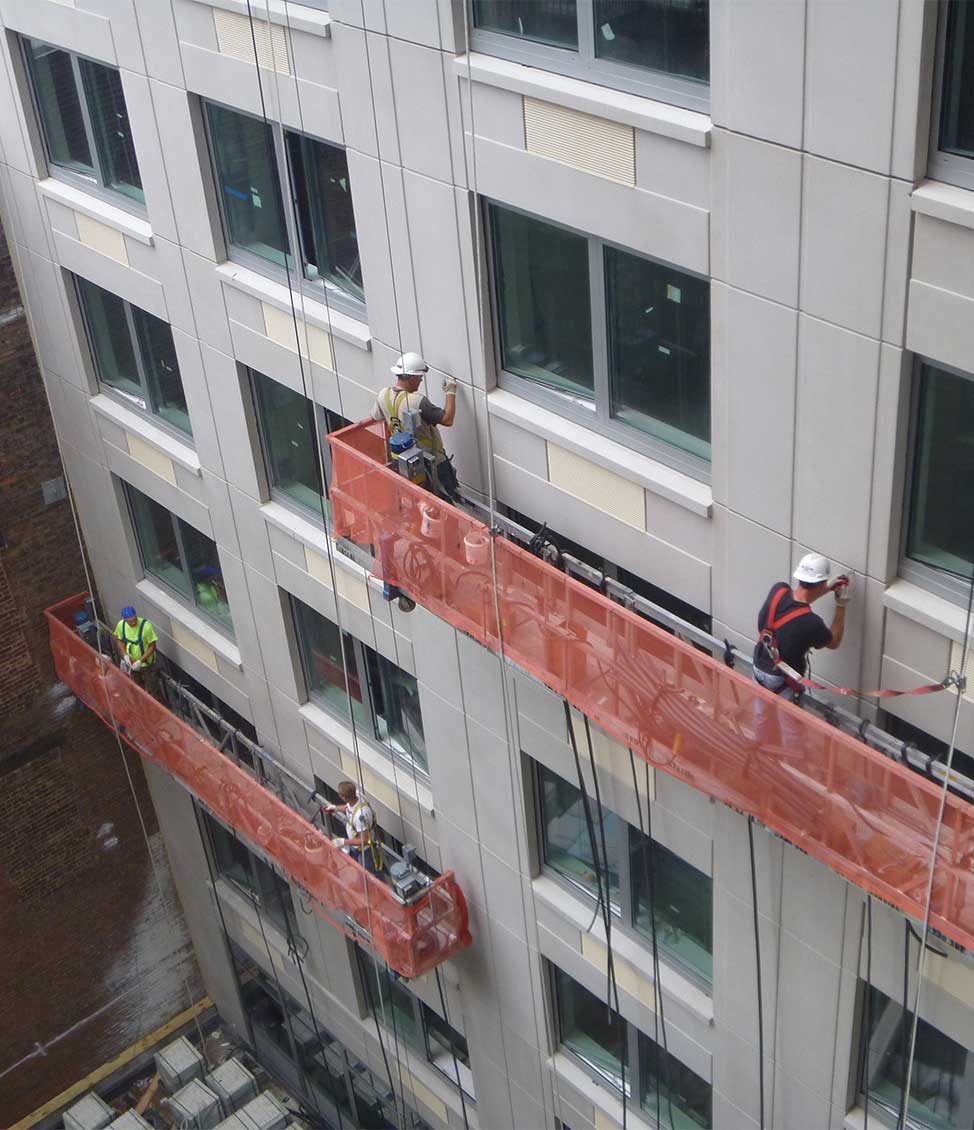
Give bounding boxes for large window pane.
[554,966,626,1089]
[179,520,233,631]
[206,102,291,269]
[539,764,622,904]
[128,487,190,596]
[473,1,578,48]
[25,40,93,176]
[288,133,363,301]
[79,58,143,202]
[632,837,712,984]
[638,1031,712,1130]
[939,0,974,160]
[293,601,368,728]
[490,205,593,398]
[605,245,710,460]
[862,985,970,1130]
[131,306,191,435]
[367,651,427,771]
[252,370,324,515]
[593,0,709,83]
[208,814,253,890]
[77,277,141,402]
[907,363,974,581]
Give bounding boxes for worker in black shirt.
[752,553,851,749]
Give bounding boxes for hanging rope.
[747,817,766,1130]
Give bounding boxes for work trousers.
[751,667,805,753]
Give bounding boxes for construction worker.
[371,351,459,502]
[751,554,851,748]
[322,780,384,875]
[114,605,160,699]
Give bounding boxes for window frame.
[201,98,366,323]
[549,961,713,1126]
[534,760,713,989]
[20,37,145,214]
[291,596,430,778]
[928,0,974,192]
[899,355,974,607]
[468,0,710,114]
[74,275,193,441]
[123,483,235,637]
[485,199,711,481]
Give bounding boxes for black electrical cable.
[644,759,675,1130]
[747,817,766,1130]
[563,700,609,935]
[382,960,413,1130]
[863,897,872,1130]
[897,922,911,1130]
[360,951,407,1128]
[434,967,471,1130]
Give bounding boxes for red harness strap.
[759,585,811,684]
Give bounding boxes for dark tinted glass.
[79,58,143,202]
[906,363,974,581]
[25,40,93,176]
[206,102,291,268]
[208,815,253,889]
[490,205,593,399]
[293,600,368,728]
[605,245,710,460]
[633,836,712,983]
[77,277,141,401]
[473,0,578,48]
[178,519,233,631]
[131,305,190,435]
[594,0,709,83]
[367,650,427,771]
[638,1031,712,1129]
[128,486,190,597]
[288,133,363,300]
[539,763,621,903]
[940,0,974,159]
[554,966,626,1088]
[252,370,324,514]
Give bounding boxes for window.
[203,101,364,312]
[536,762,713,984]
[75,276,191,436]
[291,597,428,772]
[250,369,348,518]
[488,203,710,471]
[205,814,297,937]
[23,39,143,205]
[859,984,974,1130]
[125,483,234,633]
[358,950,475,1098]
[470,1,709,111]
[931,1,974,189]
[552,964,712,1128]
[904,361,974,604]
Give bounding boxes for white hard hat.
[392,351,428,378]
[793,553,831,585]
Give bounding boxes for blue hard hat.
[73,610,90,626]
[194,565,218,580]
[121,605,136,619]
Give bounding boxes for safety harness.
[118,617,155,665]
[347,800,385,872]
[758,583,811,690]
[381,387,445,458]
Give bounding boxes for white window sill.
[215,262,371,351]
[91,393,201,476]
[911,179,974,231]
[298,701,434,814]
[200,0,331,37]
[883,579,974,646]
[453,52,711,148]
[38,178,153,245]
[553,1052,655,1130]
[261,499,375,580]
[488,388,713,518]
[532,875,714,1025]
[137,578,243,669]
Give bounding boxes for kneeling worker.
[322,780,384,875]
[114,604,160,698]
[371,351,459,501]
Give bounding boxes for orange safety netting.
[329,420,974,952]
[45,595,471,979]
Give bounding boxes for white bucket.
[464,532,489,565]
[420,503,442,540]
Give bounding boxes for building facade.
[1,0,973,1127]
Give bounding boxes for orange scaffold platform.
[328,420,974,953]
[45,594,472,979]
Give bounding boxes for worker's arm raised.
[824,575,851,650]
[440,377,457,426]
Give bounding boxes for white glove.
[442,376,458,395]
[332,836,346,849]
[832,574,853,606]
[131,659,143,672]
[120,656,132,674]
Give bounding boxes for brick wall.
[0,220,203,1126]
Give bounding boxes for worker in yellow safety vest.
[322,780,385,875]
[370,351,460,501]
[114,605,160,698]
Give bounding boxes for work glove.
[442,376,458,394]
[832,574,853,606]
[131,659,143,672]
[120,656,132,674]
[332,836,346,849]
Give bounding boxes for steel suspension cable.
[748,818,766,1130]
